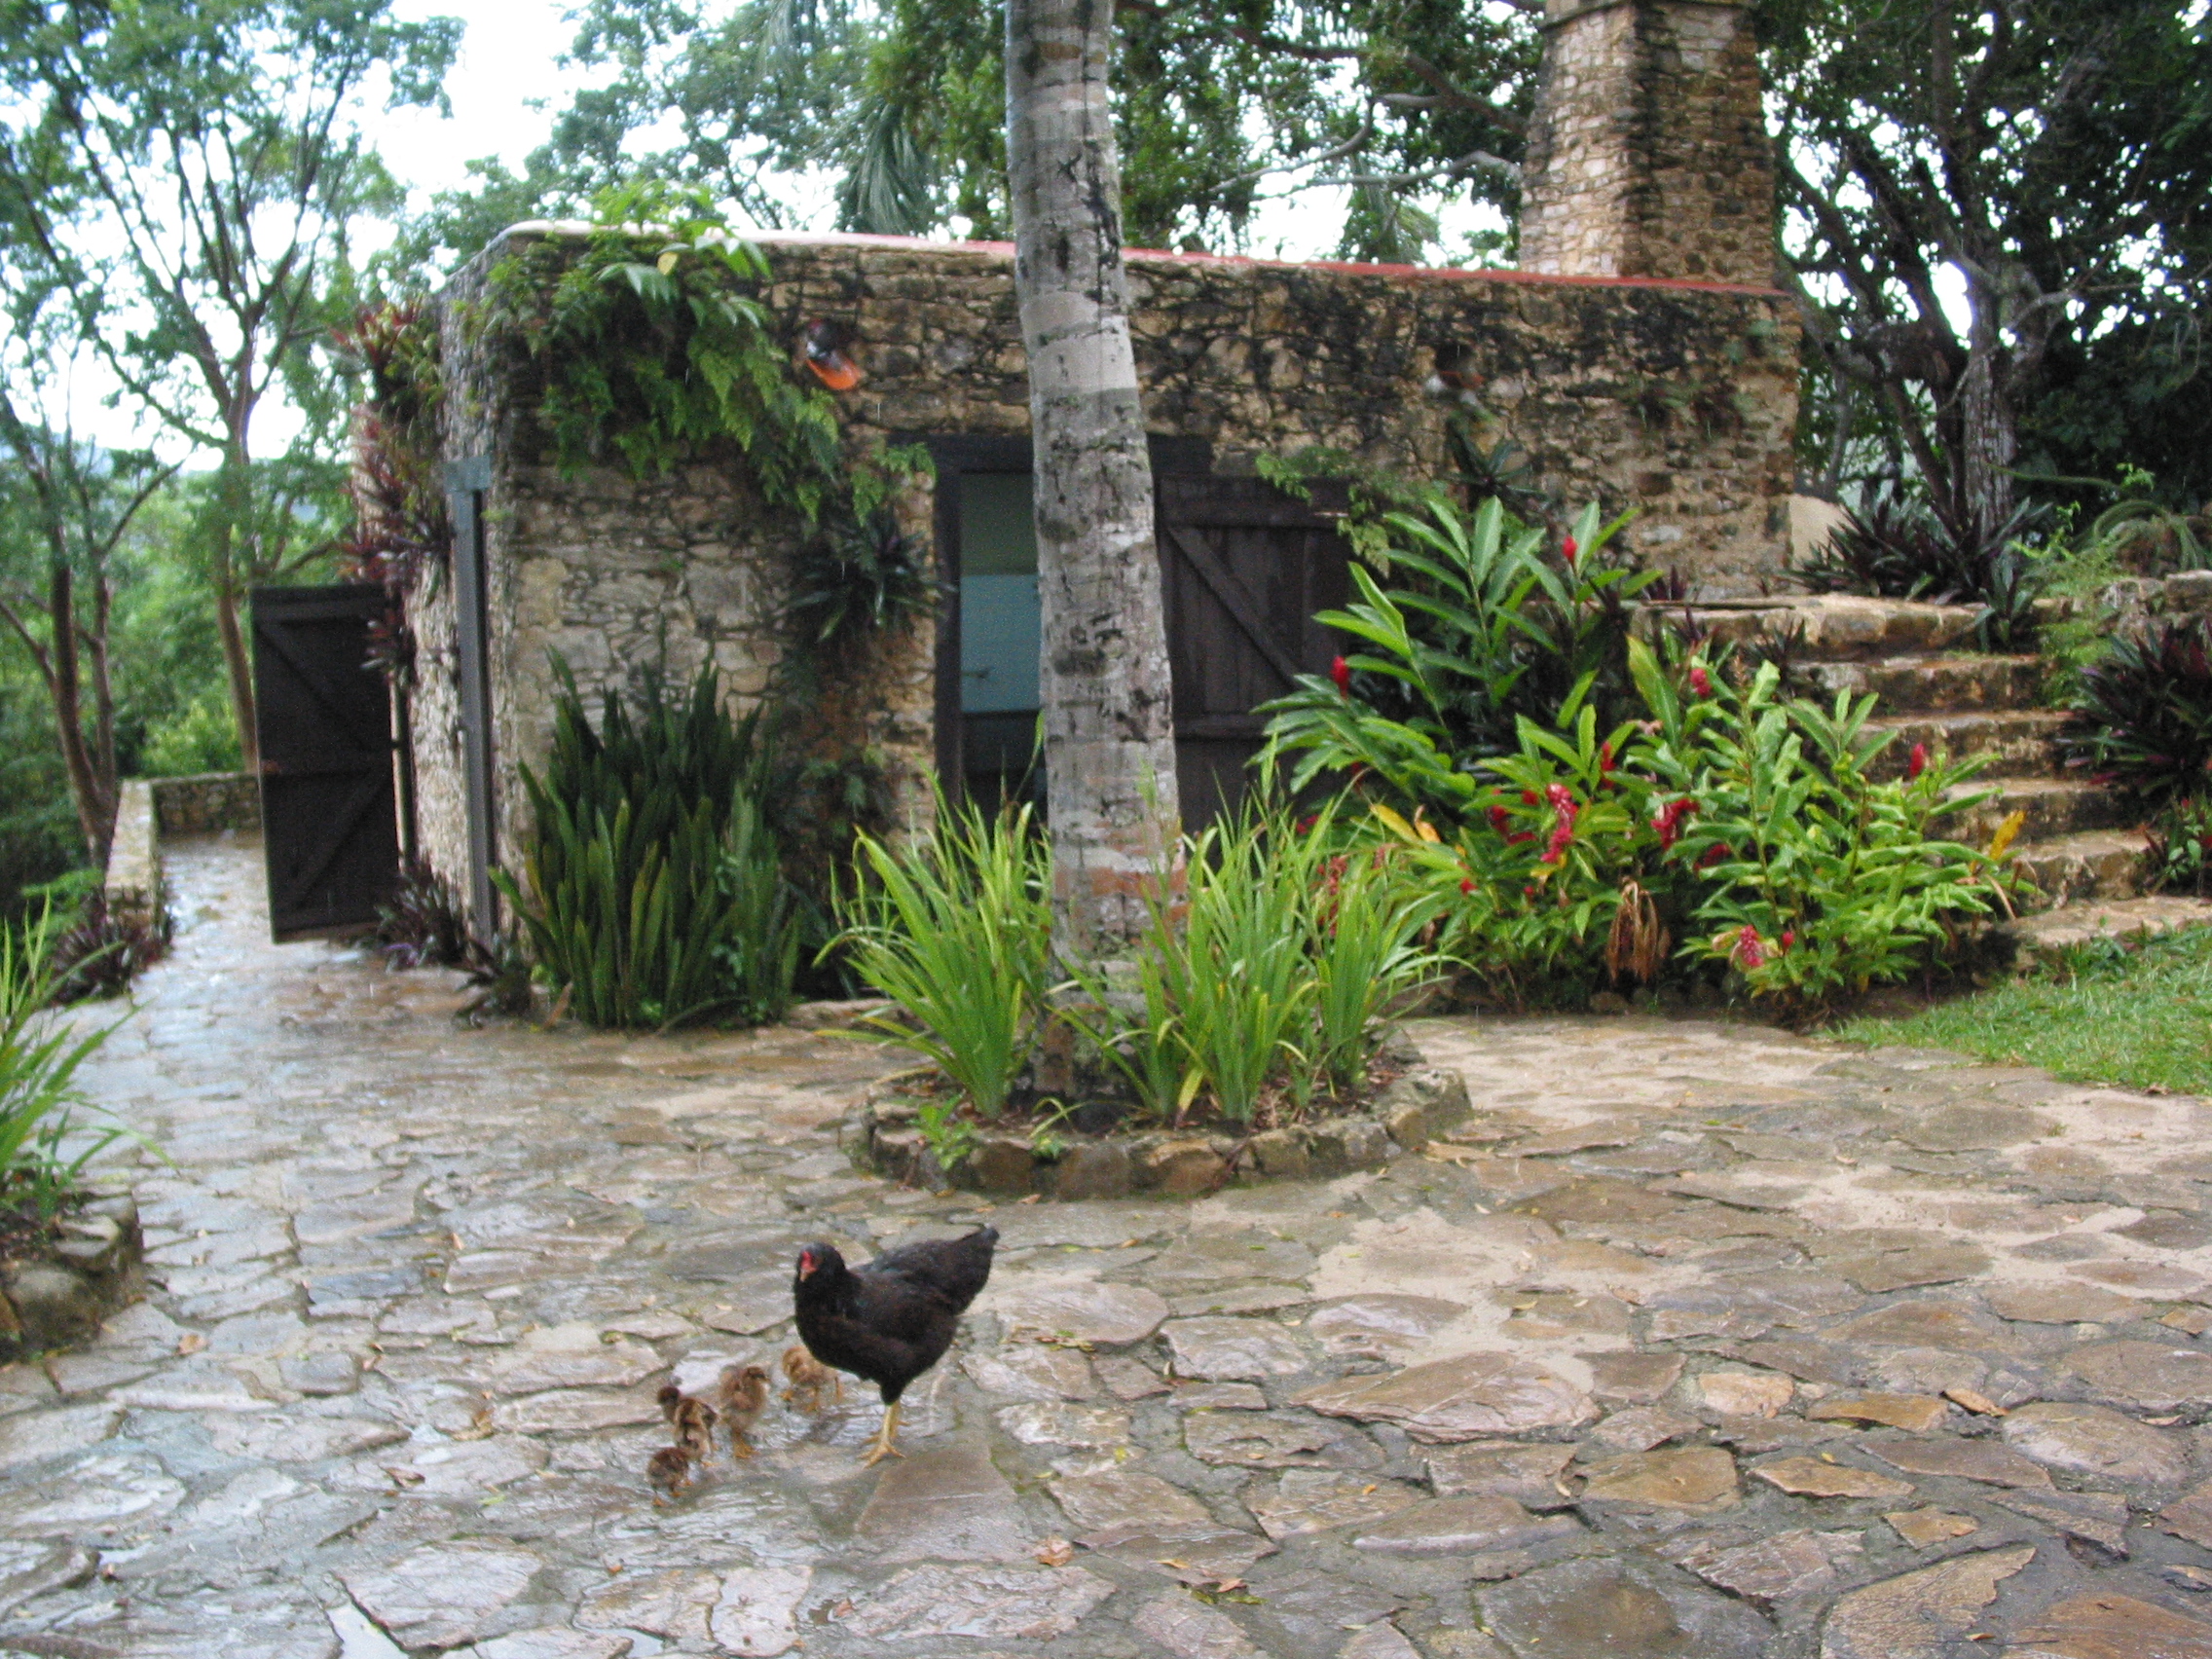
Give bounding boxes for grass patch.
[1841,924,2212,1094]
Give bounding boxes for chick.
[714,1362,772,1460]
[782,1345,842,1412]
[646,1445,692,1504]
[657,1381,720,1465]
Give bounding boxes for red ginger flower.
[1541,783,1578,862]
[1780,929,1796,950]
[1331,656,1352,697]
[1731,925,1766,969]
[1651,797,1695,849]
[1459,877,1476,895]
[1563,535,1579,563]
[1697,840,1734,869]
[1689,665,1714,697]
[1905,741,1929,781]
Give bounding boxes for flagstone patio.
[7,832,2212,1658]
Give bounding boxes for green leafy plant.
[833,799,1053,1123]
[498,659,800,1029]
[1630,641,2008,1014]
[2084,467,2209,573]
[2064,617,2212,808]
[2145,797,2212,896]
[1262,497,1650,818]
[1,903,139,1218]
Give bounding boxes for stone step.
[2008,830,2149,905]
[1801,652,2044,714]
[1671,594,1982,662]
[1863,710,2070,780]
[1993,896,2212,970]
[1941,778,2134,845]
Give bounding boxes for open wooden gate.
[250,584,401,940]
[1156,475,1354,827]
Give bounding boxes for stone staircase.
[1678,595,2209,958]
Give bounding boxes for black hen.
[792,1227,998,1465]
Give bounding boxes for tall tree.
[0,418,174,867]
[401,0,1538,272]
[1767,0,2212,519]
[1006,0,1179,967]
[0,0,461,772]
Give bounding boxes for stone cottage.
[407,0,1794,930]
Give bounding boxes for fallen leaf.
[175,1333,207,1356]
[1944,1387,2006,1417]
[1035,1537,1075,1567]
[386,1466,425,1488]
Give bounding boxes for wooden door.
[1156,476,1354,829]
[250,584,402,940]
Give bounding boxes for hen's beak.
[796,1251,816,1280]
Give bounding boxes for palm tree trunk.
[1006,0,1181,969]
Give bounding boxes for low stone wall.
[102,780,162,931]
[150,772,261,835]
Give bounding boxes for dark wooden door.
[1156,476,1354,829]
[251,584,401,940]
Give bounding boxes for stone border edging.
[841,1066,1471,1198]
[0,1193,144,1359]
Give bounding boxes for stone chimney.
[1518,0,1776,286]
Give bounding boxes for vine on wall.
[336,302,451,682]
[482,181,937,661]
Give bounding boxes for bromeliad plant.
[2063,616,2212,808]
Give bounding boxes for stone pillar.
[1519,0,1776,286]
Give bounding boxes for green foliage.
[498,659,800,1030]
[2082,469,2211,574]
[833,800,1053,1124]
[492,182,842,508]
[2063,617,2212,809]
[1844,923,2212,1099]
[2144,798,2212,897]
[1629,643,2004,1013]
[1070,797,1447,1124]
[1262,496,1651,818]
[0,903,141,1218]
[137,694,240,779]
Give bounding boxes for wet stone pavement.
[8,837,2212,1657]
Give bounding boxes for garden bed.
[840,1060,1471,1198]
[0,1191,143,1360]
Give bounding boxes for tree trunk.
[1006,0,1181,968]
[46,560,115,867]
[207,478,261,776]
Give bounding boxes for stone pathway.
[8,834,2212,1657]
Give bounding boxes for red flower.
[1905,741,1929,781]
[1331,656,1352,697]
[1697,840,1734,869]
[1521,790,1539,806]
[1651,797,1696,849]
[1505,831,1536,846]
[1730,925,1766,970]
[1296,815,1317,834]
[1459,877,1476,896]
[1599,742,1614,776]
[1541,783,1579,862]
[1523,884,1539,899]
[1688,665,1714,697]
[1488,805,1512,835]
[1563,535,1579,563]
[1779,929,1796,950]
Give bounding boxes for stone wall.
[1520,0,1776,286]
[103,780,162,932]
[150,772,261,835]
[411,229,1797,918]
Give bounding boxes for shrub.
[374,858,473,970]
[2145,797,2212,896]
[498,660,800,1029]
[1329,627,2017,1017]
[1,904,139,1218]
[833,800,1052,1121]
[19,872,164,1004]
[2064,617,2212,808]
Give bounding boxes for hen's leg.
[861,1400,904,1466]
